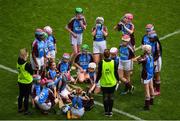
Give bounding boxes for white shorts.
[48,50,56,59]
[141,78,153,84]
[154,56,162,72]
[71,107,85,117]
[118,59,133,71]
[31,56,44,70]
[60,87,70,97]
[34,96,52,111]
[93,41,107,54]
[71,33,83,45]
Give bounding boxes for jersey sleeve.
[67,18,75,31]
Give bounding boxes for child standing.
[136,45,155,110]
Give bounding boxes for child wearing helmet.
[92,17,108,64]
[86,62,96,84]
[65,7,87,60]
[141,24,155,46]
[88,62,101,94]
[57,53,75,83]
[110,47,120,66]
[147,31,162,96]
[44,26,57,59]
[118,35,135,94]
[142,25,162,96]
[47,61,59,98]
[114,13,135,50]
[34,78,55,114]
[135,45,155,110]
[31,28,47,75]
[74,44,94,83]
[67,88,85,119]
[31,74,41,108]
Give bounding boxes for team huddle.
[16,7,162,118]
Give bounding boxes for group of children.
[17,7,162,118]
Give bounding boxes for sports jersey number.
[39,92,45,99]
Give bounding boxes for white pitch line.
[0,64,18,74]
[135,30,180,51]
[0,64,143,120]
[94,101,143,120]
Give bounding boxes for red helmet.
[124,13,133,20]
[122,34,130,42]
[63,53,70,60]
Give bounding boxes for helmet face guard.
[63,53,70,60]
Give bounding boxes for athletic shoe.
[24,111,32,115]
[18,109,24,113]
[108,112,113,117]
[129,85,135,94]
[121,91,128,95]
[105,112,109,116]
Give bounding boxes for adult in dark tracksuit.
[95,49,120,116]
[17,48,33,115]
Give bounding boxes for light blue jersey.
[73,19,83,34]
[38,87,49,104]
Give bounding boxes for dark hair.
[104,49,110,58]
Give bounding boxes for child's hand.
[80,68,84,73]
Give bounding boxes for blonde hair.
[19,48,28,60]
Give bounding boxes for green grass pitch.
[0,0,180,120]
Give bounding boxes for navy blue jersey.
[57,61,71,73]
[68,17,86,34]
[138,54,154,80]
[75,52,93,70]
[48,69,57,80]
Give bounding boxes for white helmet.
[44,26,52,35]
[142,45,152,53]
[110,47,118,54]
[96,17,104,24]
[62,104,71,114]
[88,62,96,70]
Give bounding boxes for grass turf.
[0,0,180,120]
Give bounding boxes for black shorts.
[101,85,116,94]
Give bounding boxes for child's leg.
[144,83,150,110]
[149,79,155,105]
[125,70,134,93]
[53,87,57,98]
[119,69,132,93]
[57,94,64,109]
[93,54,100,64]
[78,72,85,83]
[154,72,161,95]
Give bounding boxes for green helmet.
[75,7,83,14]
[43,32,48,39]
[81,44,89,50]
